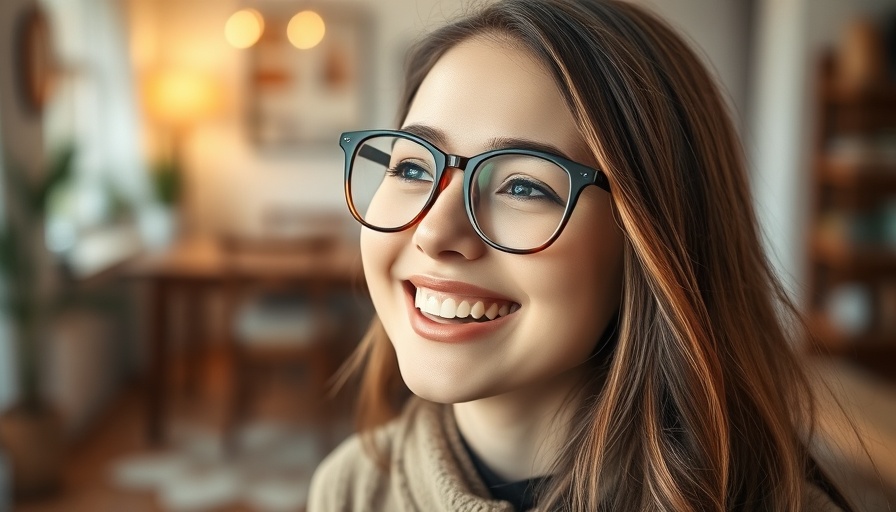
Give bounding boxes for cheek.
[360,229,406,307]
[520,256,622,358]
[519,194,624,353]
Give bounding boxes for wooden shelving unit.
[820,159,896,193]
[812,234,896,278]
[807,51,896,376]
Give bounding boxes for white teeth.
[439,298,457,318]
[456,301,471,318]
[425,296,440,315]
[470,301,485,319]
[413,287,519,320]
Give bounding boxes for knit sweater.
[307,399,846,511]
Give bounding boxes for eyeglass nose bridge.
[436,153,470,193]
[417,152,473,227]
[445,154,468,168]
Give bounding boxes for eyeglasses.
[340,129,611,254]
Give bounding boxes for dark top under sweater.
[458,431,551,511]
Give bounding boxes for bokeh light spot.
[225,8,264,49]
[287,11,325,50]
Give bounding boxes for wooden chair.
[218,234,347,451]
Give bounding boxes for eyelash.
[499,177,564,204]
[386,161,433,182]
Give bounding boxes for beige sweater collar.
[390,399,517,511]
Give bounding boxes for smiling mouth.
[405,282,520,324]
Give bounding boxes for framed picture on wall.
[14,4,57,115]
[249,4,372,148]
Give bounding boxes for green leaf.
[152,160,181,205]
[33,145,76,212]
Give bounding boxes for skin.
[360,36,625,480]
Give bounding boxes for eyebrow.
[401,123,574,161]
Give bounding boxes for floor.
[14,349,354,512]
[9,354,896,512]
[807,358,896,511]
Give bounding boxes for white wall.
[749,0,811,297]
[43,0,152,208]
[635,0,753,132]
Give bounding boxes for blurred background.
[0,0,895,510]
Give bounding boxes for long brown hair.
[338,1,839,510]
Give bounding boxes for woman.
[309,0,851,510]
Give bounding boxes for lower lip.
[403,285,516,343]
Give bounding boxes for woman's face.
[361,36,625,404]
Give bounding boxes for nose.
[412,168,487,261]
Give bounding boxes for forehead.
[403,36,587,161]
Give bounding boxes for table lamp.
[143,69,224,233]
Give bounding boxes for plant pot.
[138,203,180,250]
[0,402,64,500]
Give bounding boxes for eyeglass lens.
[348,134,572,251]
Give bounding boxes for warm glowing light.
[145,70,223,126]
[225,8,264,49]
[287,10,325,50]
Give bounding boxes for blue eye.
[509,181,543,197]
[498,178,563,205]
[387,161,434,183]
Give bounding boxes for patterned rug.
[110,420,338,511]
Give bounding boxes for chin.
[398,363,492,405]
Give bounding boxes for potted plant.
[0,145,74,499]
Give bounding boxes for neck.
[453,365,589,482]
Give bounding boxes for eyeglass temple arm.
[593,171,611,192]
[358,145,391,167]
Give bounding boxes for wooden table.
[125,234,362,445]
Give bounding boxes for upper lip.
[406,275,518,303]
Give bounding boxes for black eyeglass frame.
[340,129,611,254]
